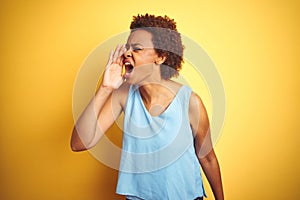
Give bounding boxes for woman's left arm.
[189,92,224,200]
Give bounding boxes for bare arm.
[189,92,224,200]
[71,45,126,151]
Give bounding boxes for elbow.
[71,145,79,152]
[70,140,87,152]
[199,150,218,166]
[70,142,85,152]
[70,128,89,152]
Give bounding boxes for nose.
[124,46,132,58]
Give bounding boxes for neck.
[139,80,173,104]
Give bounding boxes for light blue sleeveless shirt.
[116,85,206,200]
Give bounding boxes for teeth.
[122,62,132,76]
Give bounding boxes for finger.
[120,44,126,57]
[112,44,120,63]
[119,44,125,55]
[122,44,126,54]
[116,55,124,67]
[116,44,125,65]
[106,50,114,69]
[120,44,126,65]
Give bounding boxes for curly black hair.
[130,14,184,79]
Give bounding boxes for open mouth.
[124,62,134,73]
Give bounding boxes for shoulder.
[189,92,204,110]
[189,91,208,119]
[188,91,209,134]
[188,92,201,119]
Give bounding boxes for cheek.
[145,52,158,62]
[134,55,155,65]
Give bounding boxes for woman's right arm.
[70,45,125,152]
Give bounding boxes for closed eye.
[125,43,144,52]
[133,46,143,52]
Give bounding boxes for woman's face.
[123,29,161,84]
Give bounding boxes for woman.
[71,14,224,200]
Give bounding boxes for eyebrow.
[127,43,143,46]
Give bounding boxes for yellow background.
[1,0,299,199]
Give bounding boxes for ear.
[155,55,167,65]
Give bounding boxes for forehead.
[127,29,154,47]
